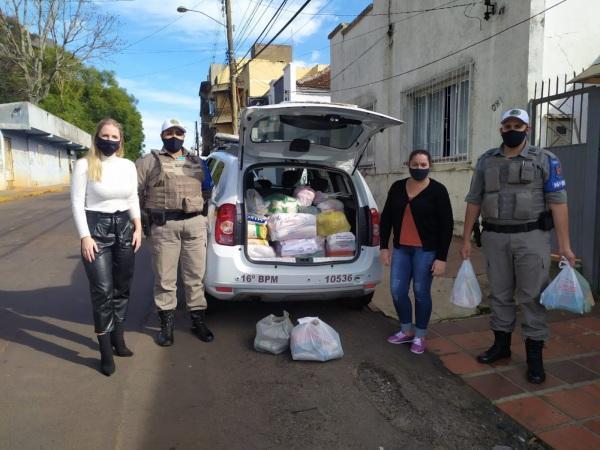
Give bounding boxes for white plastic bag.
[275,237,324,257]
[450,260,482,308]
[293,186,316,207]
[541,259,592,314]
[246,189,268,215]
[290,317,344,362]
[254,311,294,354]
[267,213,317,241]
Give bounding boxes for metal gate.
[530,78,600,294]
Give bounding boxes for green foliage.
[40,67,144,161]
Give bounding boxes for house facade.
[268,62,331,104]
[0,102,91,190]
[329,0,600,228]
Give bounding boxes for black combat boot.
[190,309,214,342]
[525,338,546,384]
[97,333,115,376]
[157,310,175,347]
[111,321,133,357]
[476,330,512,364]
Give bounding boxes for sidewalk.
[0,185,68,204]
[373,238,600,448]
[429,310,600,449]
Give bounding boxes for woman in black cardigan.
[380,150,454,354]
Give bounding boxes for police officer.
[461,108,576,384]
[136,119,214,346]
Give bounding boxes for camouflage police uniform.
[136,148,213,344]
[465,143,567,341]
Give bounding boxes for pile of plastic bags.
[244,182,356,259]
[253,312,344,362]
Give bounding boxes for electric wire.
[330,0,568,93]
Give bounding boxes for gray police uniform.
[465,144,567,341]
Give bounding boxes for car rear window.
[250,114,363,149]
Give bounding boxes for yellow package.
[316,210,351,236]
[248,238,269,246]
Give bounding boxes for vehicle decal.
[325,274,354,283]
[240,274,279,283]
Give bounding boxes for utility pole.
[224,0,239,135]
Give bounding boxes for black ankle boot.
[111,321,133,357]
[477,330,512,364]
[525,338,546,384]
[157,310,175,347]
[97,333,115,376]
[190,309,214,342]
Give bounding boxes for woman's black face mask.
[95,136,120,156]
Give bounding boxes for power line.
[233,0,265,50]
[237,0,289,61]
[331,0,568,93]
[246,0,475,17]
[235,0,313,75]
[281,0,333,47]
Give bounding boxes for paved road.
[0,192,541,449]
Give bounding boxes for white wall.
[330,0,595,229]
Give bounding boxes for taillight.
[370,208,380,246]
[215,203,236,246]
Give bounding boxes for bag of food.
[316,210,351,236]
[246,189,268,215]
[293,186,316,207]
[316,198,344,212]
[541,259,592,314]
[290,317,344,362]
[265,194,299,214]
[326,232,355,252]
[248,242,276,258]
[450,260,482,308]
[267,213,316,241]
[254,311,294,354]
[298,205,320,215]
[247,215,268,240]
[275,237,324,257]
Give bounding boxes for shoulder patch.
[543,154,566,193]
[527,146,541,157]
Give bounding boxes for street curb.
[0,186,68,204]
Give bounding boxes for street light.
[177,4,239,134]
[176,6,227,28]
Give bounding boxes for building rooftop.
[0,102,91,150]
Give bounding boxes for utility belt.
[482,211,554,234]
[148,209,204,226]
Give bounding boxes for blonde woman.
[71,118,142,376]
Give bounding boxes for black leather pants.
[83,210,135,334]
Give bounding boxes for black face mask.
[409,168,429,181]
[95,136,120,156]
[162,137,184,153]
[501,130,527,148]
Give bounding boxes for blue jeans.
[390,246,436,338]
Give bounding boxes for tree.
[41,66,144,161]
[0,0,119,104]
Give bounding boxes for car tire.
[346,293,374,310]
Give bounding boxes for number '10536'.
[325,274,353,283]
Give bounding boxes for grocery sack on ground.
[450,260,482,308]
[541,259,590,314]
[316,210,351,236]
[246,189,268,215]
[293,186,316,207]
[254,311,294,354]
[265,194,299,214]
[290,317,344,362]
[268,213,316,241]
[316,198,344,212]
[275,237,324,257]
[247,215,268,240]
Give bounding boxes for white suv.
[204,103,402,308]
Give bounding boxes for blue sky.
[93,0,373,151]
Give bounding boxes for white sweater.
[71,156,141,239]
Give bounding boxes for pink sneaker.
[410,337,426,354]
[387,331,414,344]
